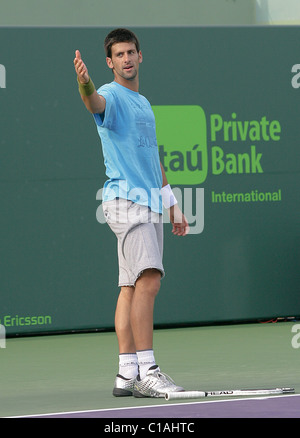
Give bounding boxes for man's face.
[106,42,142,83]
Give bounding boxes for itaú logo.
[153,105,208,185]
[153,105,281,184]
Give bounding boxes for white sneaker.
[112,374,136,397]
[133,365,184,398]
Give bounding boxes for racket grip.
[165,391,206,400]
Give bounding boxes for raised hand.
[74,50,90,84]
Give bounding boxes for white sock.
[118,353,138,379]
[137,349,156,379]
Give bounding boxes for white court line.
[5,393,300,418]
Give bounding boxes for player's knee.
[148,275,161,297]
[137,268,161,297]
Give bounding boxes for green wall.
[0,27,299,335]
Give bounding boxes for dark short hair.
[104,28,140,58]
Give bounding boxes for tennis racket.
[165,387,295,400]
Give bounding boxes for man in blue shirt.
[74,28,189,398]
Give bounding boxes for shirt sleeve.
[93,85,116,129]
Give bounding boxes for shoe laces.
[150,368,176,386]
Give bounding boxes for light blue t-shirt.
[93,81,162,213]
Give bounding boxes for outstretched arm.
[160,163,189,236]
[74,50,106,114]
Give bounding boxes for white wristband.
[161,184,178,209]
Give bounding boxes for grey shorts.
[102,198,164,287]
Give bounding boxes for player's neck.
[114,75,139,92]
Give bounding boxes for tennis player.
[74,28,189,398]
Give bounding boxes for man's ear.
[106,57,113,70]
[138,50,143,64]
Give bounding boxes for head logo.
[152,105,208,185]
